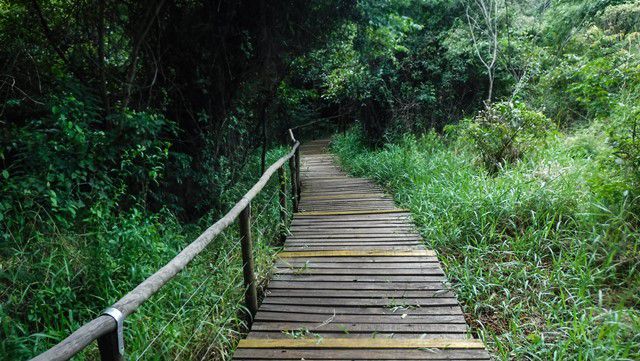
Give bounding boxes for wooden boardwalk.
[233,139,489,360]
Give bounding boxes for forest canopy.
[1,0,639,359]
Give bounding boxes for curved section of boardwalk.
[233,139,489,360]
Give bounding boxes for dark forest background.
[1,0,639,359]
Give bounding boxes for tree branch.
[123,0,167,109]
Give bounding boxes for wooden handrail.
[32,138,301,361]
[288,128,297,143]
[289,118,325,131]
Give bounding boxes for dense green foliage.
[2,145,290,359]
[326,0,640,359]
[290,0,640,175]
[1,1,348,359]
[0,0,351,218]
[2,0,640,359]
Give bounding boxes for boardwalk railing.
[32,129,306,361]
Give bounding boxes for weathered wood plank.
[295,209,410,216]
[287,233,422,239]
[274,256,438,263]
[278,250,436,258]
[290,229,420,236]
[237,339,484,349]
[258,304,464,315]
[274,268,444,276]
[274,260,440,268]
[234,349,490,360]
[285,237,422,246]
[266,289,455,299]
[266,281,448,291]
[246,331,470,340]
[254,311,466,323]
[303,193,388,200]
[291,223,415,229]
[261,296,459,306]
[283,246,426,252]
[282,244,427,250]
[251,322,468,333]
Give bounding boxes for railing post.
[289,154,298,212]
[97,308,124,361]
[277,166,287,241]
[239,204,258,318]
[97,332,122,361]
[295,147,301,201]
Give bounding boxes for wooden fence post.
[289,155,298,212]
[295,148,301,201]
[97,308,124,361]
[278,167,287,241]
[239,204,258,318]
[97,331,122,361]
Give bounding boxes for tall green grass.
[1,147,292,360]
[332,127,640,360]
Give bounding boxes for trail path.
[233,139,489,360]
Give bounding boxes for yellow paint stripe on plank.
[237,338,485,349]
[279,249,436,258]
[295,209,410,216]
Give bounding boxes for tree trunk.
[97,0,109,115]
[260,98,268,174]
[487,71,494,103]
[123,0,166,109]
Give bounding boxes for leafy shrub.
[610,84,640,185]
[461,101,555,173]
[0,92,176,358]
[0,93,173,229]
[537,26,640,127]
[599,1,640,33]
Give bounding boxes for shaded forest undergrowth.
[2,143,291,360]
[332,127,640,360]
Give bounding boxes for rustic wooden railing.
[31,129,305,361]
